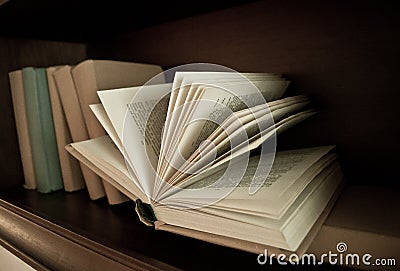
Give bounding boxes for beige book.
[71,59,163,204]
[53,65,105,200]
[46,67,85,192]
[8,70,36,189]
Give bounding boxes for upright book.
[53,65,105,200]
[46,67,85,192]
[67,70,345,255]
[22,67,63,193]
[8,70,36,190]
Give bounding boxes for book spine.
[53,65,105,200]
[22,67,63,193]
[46,67,85,192]
[135,199,157,226]
[8,70,36,190]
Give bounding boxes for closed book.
[53,65,105,200]
[46,67,85,192]
[8,70,36,189]
[22,67,63,193]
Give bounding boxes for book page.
[162,75,286,162]
[209,109,317,170]
[201,95,309,157]
[158,72,288,179]
[160,75,245,180]
[68,136,147,202]
[191,163,340,229]
[158,108,316,197]
[98,84,171,196]
[158,146,335,217]
[175,79,288,158]
[174,97,311,180]
[90,104,123,153]
[155,83,206,192]
[154,162,343,251]
[159,79,288,186]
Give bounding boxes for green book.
[22,67,63,193]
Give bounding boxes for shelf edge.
[0,198,181,271]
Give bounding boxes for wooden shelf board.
[2,184,398,270]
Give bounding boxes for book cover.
[8,70,36,190]
[22,67,63,193]
[46,67,85,192]
[53,65,105,200]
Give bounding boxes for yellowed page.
[160,79,288,186]
[174,96,310,180]
[98,84,171,196]
[68,136,148,202]
[89,104,123,152]
[160,146,335,218]
[154,163,343,251]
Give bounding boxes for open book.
[66,70,344,255]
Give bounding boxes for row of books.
[9,60,163,204]
[9,60,345,255]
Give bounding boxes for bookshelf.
[0,0,399,270]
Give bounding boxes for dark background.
[1,0,399,187]
[0,0,255,42]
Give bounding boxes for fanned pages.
[67,70,344,253]
[8,70,36,189]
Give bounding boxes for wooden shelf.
[2,186,385,271]
[1,184,399,270]
[1,188,270,270]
